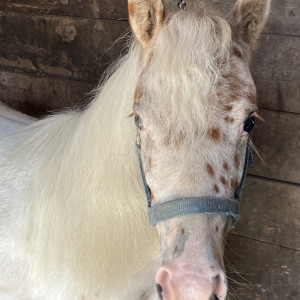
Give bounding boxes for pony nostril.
[156,283,163,300]
[210,294,220,300]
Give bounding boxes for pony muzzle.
[155,264,227,300]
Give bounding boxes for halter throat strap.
[136,133,253,227]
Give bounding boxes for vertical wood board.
[249,109,300,184]
[234,176,300,250]
[226,234,300,300]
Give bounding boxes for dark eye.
[244,114,256,132]
[134,114,145,131]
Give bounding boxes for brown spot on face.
[128,1,135,17]
[215,226,219,232]
[224,116,235,123]
[234,154,240,169]
[224,105,233,111]
[223,162,229,172]
[233,47,242,58]
[181,228,185,235]
[151,192,154,200]
[206,164,215,178]
[140,292,147,300]
[229,82,241,92]
[220,176,228,186]
[214,184,220,194]
[231,179,239,190]
[210,265,215,271]
[207,127,221,142]
[174,245,178,254]
[229,94,240,102]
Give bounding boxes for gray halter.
[135,113,255,227]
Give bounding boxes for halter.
[135,113,255,227]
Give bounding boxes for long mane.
[1,41,159,298]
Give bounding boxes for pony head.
[128,1,270,299]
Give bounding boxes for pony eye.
[134,114,145,131]
[243,115,256,133]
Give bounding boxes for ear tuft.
[229,0,271,49]
[128,0,165,47]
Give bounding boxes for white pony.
[0,1,270,299]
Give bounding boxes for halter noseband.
[135,113,255,227]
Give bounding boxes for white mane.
[0,42,160,298]
[139,10,232,143]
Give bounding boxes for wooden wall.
[0,1,299,299]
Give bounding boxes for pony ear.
[229,0,271,49]
[128,0,165,47]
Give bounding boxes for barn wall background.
[0,0,299,299]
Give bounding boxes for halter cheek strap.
[136,115,255,227]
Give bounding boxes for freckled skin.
[172,225,189,259]
[214,184,220,194]
[220,176,228,186]
[223,163,229,172]
[206,164,215,178]
[234,153,240,169]
[208,127,221,142]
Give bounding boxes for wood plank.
[1,14,299,114]
[254,79,300,114]
[225,234,300,300]
[164,0,300,36]
[0,0,128,20]
[1,9,299,115]
[233,176,300,250]
[1,0,299,36]
[0,12,129,83]
[251,34,300,114]
[0,71,95,117]
[249,109,300,184]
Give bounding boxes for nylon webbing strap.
[235,132,253,200]
[136,141,152,207]
[148,197,239,227]
[136,131,253,227]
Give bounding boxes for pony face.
[129,1,270,299]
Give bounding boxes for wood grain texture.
[233,176,300,250]
[226,234,300,300]
[0,0,128,20]
[1,0,299,35]
[251,34,300,114]
[249,109,300,184]
[0,12,129,83]
[0,71,95,116]
[1,12,299,114]
[164,0,300,35]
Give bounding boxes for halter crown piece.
[135,112,256,227]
